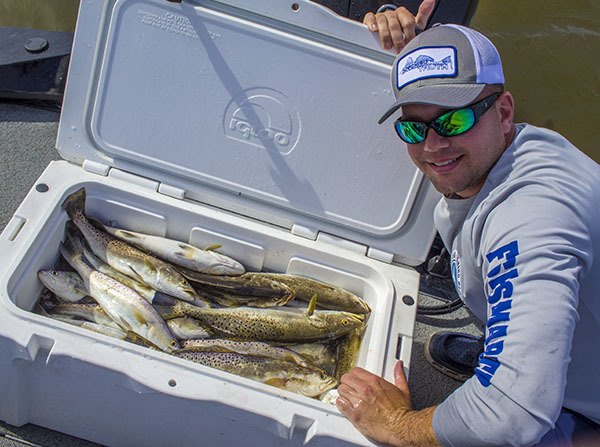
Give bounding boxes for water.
[0,0,598,161]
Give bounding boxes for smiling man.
[336,24,600,446]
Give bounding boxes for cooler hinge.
[108,168,159,191]
[158,183,186,200]
[316,232,367,256]
[291,224,318,241]
[82,159,110,176]
[315,231,395,264]
[367,246,395,264]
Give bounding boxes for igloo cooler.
[0,0,441,445]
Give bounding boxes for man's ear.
[497,91,515,135]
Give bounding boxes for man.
[336,23,600,446]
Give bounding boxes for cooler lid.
[57,0,440,264]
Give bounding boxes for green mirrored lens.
[395,121,426,143]
[435,108,475,136]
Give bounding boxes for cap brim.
[378,84,487,124]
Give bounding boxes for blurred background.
[0,0,598,161]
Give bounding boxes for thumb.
[415,0,436,31]
[394,360,409,391]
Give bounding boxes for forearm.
[389,406,440,447]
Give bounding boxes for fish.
[43,302,121,329]
[180,339,315,368]
[97,221,245,276]
[154,303,366,343]
[265,273,371,314]
[285,341,338,375]
[78,237,213,308]
[174,351,337,397]
[81,241,157,303]
[49,314,129,339]
[48,314,161,349]
[178,270,294,303]
[180,270,370,314]
[333,325,366,380]
[196,286,294,308]
[59,228,180,353]
[166,317,213,339]
[61,188,199,303]
[37,269,88,303]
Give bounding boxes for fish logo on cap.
[396,46,457,90]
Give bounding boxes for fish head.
[148,325,181,353]
[38,270,70,292]
[323,312,366,338]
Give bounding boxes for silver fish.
[38,270,88,303]
[81,241,160,304]
[98,222,245,276]
[44,302,121,329]
[174,351,337,397]
[180,339,314,368]
[59,229,180,353]
[49,314,129,339]
[61,188,198,303]
[49,314,161,350]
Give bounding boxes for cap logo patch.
[396,46,457,90]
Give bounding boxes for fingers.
[365,6,432,53]
[363,12,378,32]
[415,0,436,31]
[393,360,410,395]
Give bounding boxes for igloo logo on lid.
[224,88,300,154]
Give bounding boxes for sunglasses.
[394,92,502,144]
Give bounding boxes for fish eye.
[342,319,349,325]
[51,270,58,276]
[170,340,179,347]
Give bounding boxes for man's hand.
[336,361,440,447]
[363,0,436,53]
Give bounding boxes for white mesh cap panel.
[447,24,505,85]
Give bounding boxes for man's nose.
[423,128,451,152]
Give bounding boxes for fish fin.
[132,309,148,326]
[117,230,139,240]
[87,217,106,231]
[175,244,196,260]
[205,244,222,251]
[61,188,86,218]
[307,293,318,317]
[128,265,146,282]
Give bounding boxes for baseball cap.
[378,24,504,124]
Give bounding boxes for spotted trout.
[98,222,245,276]
[61,188,198,303]
[175,351,337,397]
[59,229,180,353]
[154,301,365,343]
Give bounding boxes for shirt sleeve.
[432,185,594,447]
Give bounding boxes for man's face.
[400,92,511,198]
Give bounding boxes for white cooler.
[0,1,441,445]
